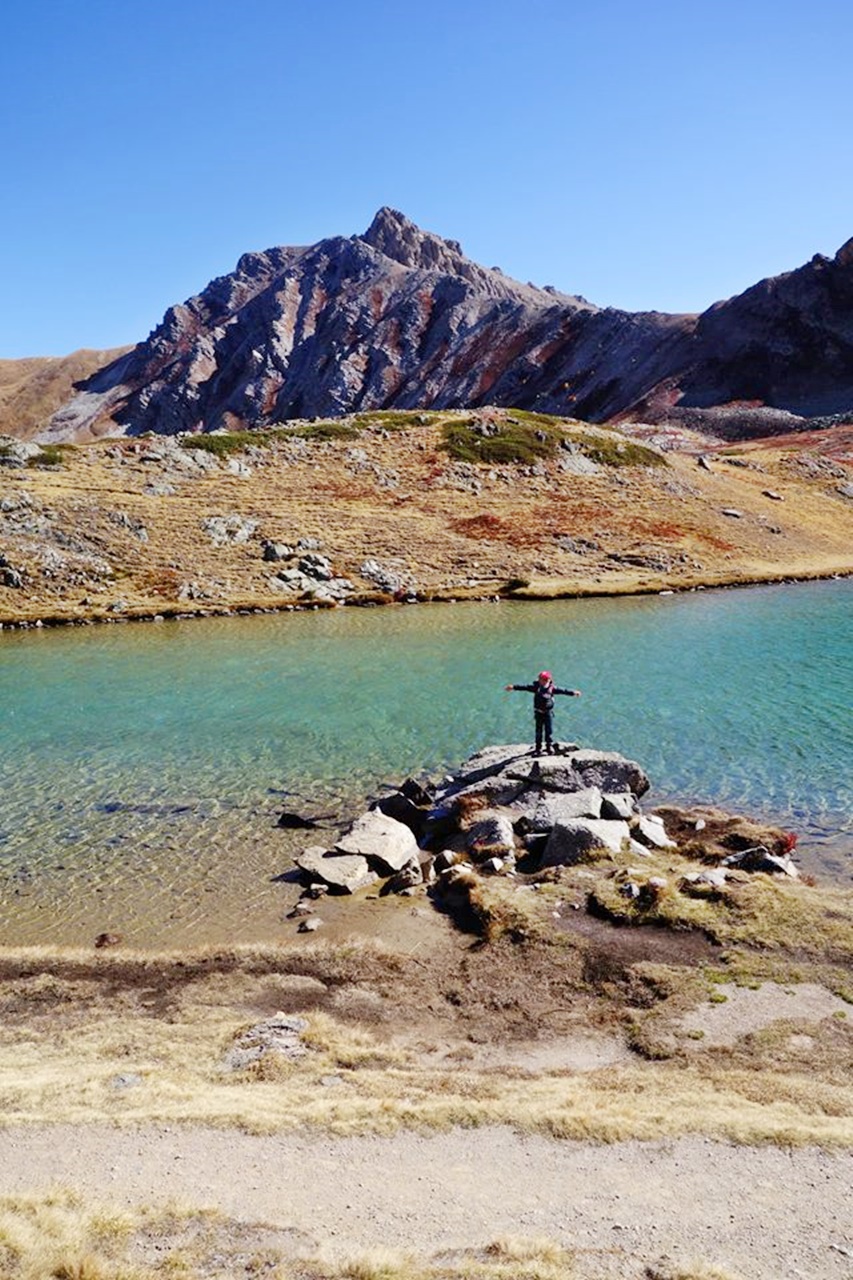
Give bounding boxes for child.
[505,670,582,756]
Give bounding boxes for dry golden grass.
[585,849,853,959]
[0,933,852,1147]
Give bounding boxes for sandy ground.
[0,1125,851,1278]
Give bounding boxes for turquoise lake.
[1,579,851,946]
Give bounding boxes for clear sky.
[2,0,852,357]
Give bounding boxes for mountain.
[29,210,853,442]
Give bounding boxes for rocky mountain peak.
[360,206,466,273]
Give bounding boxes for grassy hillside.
[0,408,851,626]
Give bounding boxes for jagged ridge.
[39,210,853,441]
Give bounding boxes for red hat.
[538,670,552,682]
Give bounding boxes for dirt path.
[0,1125,850,1278]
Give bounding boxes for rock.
[762,490,784,501]
[635,814,677,849]
[541,818,631,867]
[381,856,424,895]
[371,792,429,838]
[721,508,743,518]
[222,1013,308,1072]
[335,810,419,875]
[399,777,435,807]
[297,916,323,932]
[277,809,323,830]
[110,1073,143,1090]
[296,846,377,894]
[360,558,411,594]
[601,792,637,821]
[296,537,322,551]
[0,437,41,467]
[298,553,333,580]
[433,850,460,873]
[836,482,853,500]
[286,901,313,918]
[202,514,258,545]
[515,787,603,832]
[94,932,122,948]
[465,811,516,857]
[722,847,799,877]
[1,566,23,588]
[481,856,505,874]
[262,540,293,562]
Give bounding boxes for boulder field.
[289,743,799,928]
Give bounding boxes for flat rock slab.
[335,810,419,875]
[296,846,377,894]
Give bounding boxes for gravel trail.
[0,1125,850,1278]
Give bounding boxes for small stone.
[298,916,323,932]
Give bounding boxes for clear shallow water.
[1,579,851,946]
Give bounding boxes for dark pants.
[534,710,553,753]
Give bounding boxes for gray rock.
[371,792,429,837]
[721,508,743,518]
[516,787,603,832]
[202,514,258,545]
[722,848,799,877]
[570,751,650,797]
[262,540,293,561]
[296,537,322,551]
[335,810,419,875]
[541,818,631,867]
[296,846,377,894]
[601,792,637,821]
[635,814,677,849]
[0,437,41,467]
[298,553,333,580]
[837,483,853,500]
[297,916,323,932]
[433,850,460,873]
[222,1013,308,1072]
[381,856,424,895]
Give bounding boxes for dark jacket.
[512,682,574,714]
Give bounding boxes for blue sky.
[2,0,852,357]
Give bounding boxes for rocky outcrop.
[287,743,802,926]
[37,209,853,444]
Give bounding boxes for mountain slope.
[28,211,853,442]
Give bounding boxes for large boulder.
[515,788,603,833]
[296,846,377,894]
[570,751,650,797]
[541,818,631,867]
[335,810,419,875]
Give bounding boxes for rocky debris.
[722,847,799,877]
[0,436,41,466]
[222,1013,308,1072]
[297,916,323,933]
[721,508,743,518]
[837,482,853,499]
[285,745,806,918]
[106,510,149,541]
[360,558,416,596]
[202,514,258,546]
[635,814,678,849]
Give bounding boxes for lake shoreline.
[1,557,851,631]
